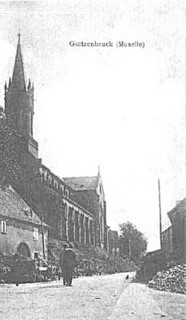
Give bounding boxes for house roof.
[63,176,98,191]
[168,197,186,217]
[167,198,186,225]
[0,185,48,227]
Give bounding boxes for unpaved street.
[0,273,185,320]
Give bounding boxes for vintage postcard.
[0,1,185,319]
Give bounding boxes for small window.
[65,190,69,198]
[34,252,39,259]
[60,184,64,193]
[54,180,58,189]
[1,220,7,234]
[33,227,39,241]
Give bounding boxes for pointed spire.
[96,165,101,186]
[18,28,21,45]
[11,31,26,90]
[98,165,100,176]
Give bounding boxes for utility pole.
[158,179,163,249]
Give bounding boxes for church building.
[1,34,108,254]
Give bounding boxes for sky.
[0,0,185,251]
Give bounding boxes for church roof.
[63,176,98,191]
[0,185,48,227]
[11,33,26,90]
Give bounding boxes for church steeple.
[11,31,26,91]
[4,33,38,158]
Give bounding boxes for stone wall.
[0,217,48,259]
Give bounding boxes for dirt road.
[0,273,185,320]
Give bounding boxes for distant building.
[167,198,186,262]
[0,185,48,259]
[161,198,186,263]
[64,172,107,248]
[161,226,173,254]
[1,34,108,254]
[39,165,96,247]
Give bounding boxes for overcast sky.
[0,0,185,250]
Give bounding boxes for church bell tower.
[4,32,38,158]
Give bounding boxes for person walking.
[60,243,68,285]
[63,243,77,286]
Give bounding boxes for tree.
[119,221,148,264]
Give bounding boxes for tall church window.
[44,171,48,181]
[54,180,58,189]
[33,227,39,241]
[41,172,45,182]
[1,220,7,234]
[99,184,102,194]
[48,175,52,185]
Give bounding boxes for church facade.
[1,34,108,254]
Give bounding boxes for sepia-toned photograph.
[0,1,185,319]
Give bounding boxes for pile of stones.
[148,264,186,294]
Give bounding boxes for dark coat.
[63,248,77,270]
[59,249,66,268]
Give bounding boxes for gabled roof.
[168,197,186,222]
[168,198,186,215]
[0,185,48,227]
[63,176,98,191]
